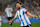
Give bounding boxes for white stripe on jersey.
[15,8,31,26]
[25,14,31,24]
[5,8,13,17]
[20,10,27,26]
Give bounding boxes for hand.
[35,17,38,19]
[10,20,13,23]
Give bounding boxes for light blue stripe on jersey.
[5,8,13,17]
[22,10,29,25]
[19,10,25,26]
[16,12,18,16]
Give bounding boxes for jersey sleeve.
[23,9,27,14]
[24,9,27,12]
[22,8,27,12]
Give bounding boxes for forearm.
[12,18,16,21]
[12,13,17,21]
[27,12,35,17]
[29,13,35,17]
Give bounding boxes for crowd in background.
[0,0,40,18]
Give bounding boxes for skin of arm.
[25,11,38,19]
[27,11,35,17]
[9,14,16,23]
[10,13,18,22]
[24,9,35,17]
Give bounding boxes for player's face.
[7,5,10,8]
[16,3,20,9]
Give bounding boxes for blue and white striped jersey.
[15,8,31,26]
[5,8,13,17]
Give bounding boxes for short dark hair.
[17,2,19,3]
[17,2,22,5]
[7,4,10,5]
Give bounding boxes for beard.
[17,7,20,10]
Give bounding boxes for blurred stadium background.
[0,0,40,27]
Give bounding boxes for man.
[11,2,38,27]
[5,4,13,27]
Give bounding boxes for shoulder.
[16,10,19,12]
[5,8,7,10]
[16,10,20,13]
[21,8,27,10]
[5,8,8,9]
[21,8,27,12]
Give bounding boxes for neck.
[19,5,21,8]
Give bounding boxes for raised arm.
[27,11,35,17]
[25,11,38,19]
[23,9,38,19]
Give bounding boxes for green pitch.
[1,23,40,27]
